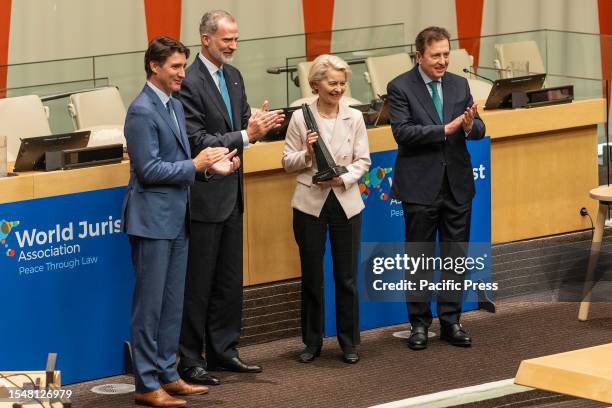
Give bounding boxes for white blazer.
[282,99,371,219]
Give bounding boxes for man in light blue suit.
[121,36,240,408]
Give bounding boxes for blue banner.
[324,137,491,335]
[0,187,132,384]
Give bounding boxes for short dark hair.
[415,26,451,55]
[144,36,190,78]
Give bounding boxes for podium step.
[515,343,612,404]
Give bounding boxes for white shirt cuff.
[241,130,250,147]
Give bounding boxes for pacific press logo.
[1,219,20,257]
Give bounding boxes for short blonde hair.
[308,54,352,94]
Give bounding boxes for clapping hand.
[246,100,285,142]
[462,104,478,133]
[209,149,241,176]
[193,147,229,172]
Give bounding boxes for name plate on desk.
[45,143,123,171]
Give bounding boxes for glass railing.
[453,29,605,81]
[94,23,406,110]
[0,24,405,129]
[1,28,610,136]
[243,23,406,108]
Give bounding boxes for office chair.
[0,94,51,162]
[68,86,126,147]
[494,40,545,79]
[447,48,475,78]
[364,52,413,98]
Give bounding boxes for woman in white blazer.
[282,54,371,364]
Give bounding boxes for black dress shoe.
[208,357,263,373]
[342,349,359,364]
[178,365,221,386]
[299,346,321,363]
[440,323,472,347]
[408,326,428,350]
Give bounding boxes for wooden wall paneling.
[491,126,598,243]
[244,170,301,285]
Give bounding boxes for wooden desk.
[1,99,606,285]
[486,98,605,243]
[0,161,129,204]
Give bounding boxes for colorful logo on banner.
[1,219,20,257]
[359,167,393,202]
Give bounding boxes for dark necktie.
[428,81,443,122]
[217,68,234,129]
[166,99,180,135]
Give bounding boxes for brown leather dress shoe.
[162,378,209,395]
[134,388,186,407]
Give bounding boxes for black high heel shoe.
[299,346,321,363]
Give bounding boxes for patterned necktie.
[166,99,180,135]
[217,68,234,129]
[428,81,443,122]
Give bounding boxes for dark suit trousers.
[179,204,243,367]
[402,172,472,328]
[129,225,187,393]
[293,193,361,350]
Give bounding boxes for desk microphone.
[463,68,495,84]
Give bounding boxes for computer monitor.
[13,130,91,172]
[484,73,546,110]
[261,106,301,141]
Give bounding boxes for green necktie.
[217,68,234,130]
[428,81,443,122]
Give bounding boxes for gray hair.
[308,54,352,94]
[199,10,235,35]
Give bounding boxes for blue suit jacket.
[388,66,486,205]
[121,85,196,239]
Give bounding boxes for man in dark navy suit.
[122,36,239,407]
[177,10,284,385]
[387,26,485,351]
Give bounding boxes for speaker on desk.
[45,143,123,171]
